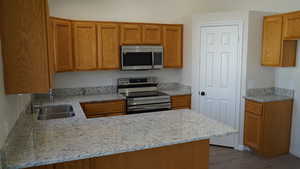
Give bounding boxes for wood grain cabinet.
[262,15,297,67]
[244,99,293,157]
[283,11,300,39]
[171,95,191,109]
[142,24,162,44]
[120,24,142,44]
[50,18,74,72]
[73,22,97,70]
[81,100,126,118]
[25,140,209,169]
[163,25,183,68]
[97,23,120,69]
[0,0,51,94]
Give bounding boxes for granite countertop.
[244,87,294,103]
[1,92,236,169]
[244,95,293,102]
[1,84,230,169]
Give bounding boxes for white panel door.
[199,25,240,147]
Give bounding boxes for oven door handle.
[128,103,171,110]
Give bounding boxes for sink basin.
[37,105,75,120]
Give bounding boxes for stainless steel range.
[117,77,171,114]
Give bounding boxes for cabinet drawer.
[245,100,263,116]
[171,95,191,109]
[81,100,125,118]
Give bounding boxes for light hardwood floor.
[210,146,300,169]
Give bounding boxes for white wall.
[246,11,275,89]
[0,40,31,149]
[48,0,209,23]
[55,69,182,88]
[275,41,300,157]
[204,0,300,13]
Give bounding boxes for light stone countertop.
[244,87,294,103]
[1,91,236,169]
[244,95,293,102]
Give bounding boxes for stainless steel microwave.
[121,45,163,70]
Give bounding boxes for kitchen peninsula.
[1,88,236,169]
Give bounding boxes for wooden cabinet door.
[171,95,191,109]
[81,100,126,118]
[91,154,123,169]
[97,23,120,69]
[163,25,183,68]
[51,18,73,72]
[244,112,262,151]
[0,0,50,94]
[27,165,54,169]
[283,12,300,39]
[261,15,283,66]
[142,24,162,44]
[120,24,142,44]
[73,22,97,70]
[55,159,91,169]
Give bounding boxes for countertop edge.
[5,130,237,169]
[243,96,294,103]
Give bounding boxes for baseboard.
[234,145,250,151]
[290,150,300,158]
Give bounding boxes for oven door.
[121,46,153,70]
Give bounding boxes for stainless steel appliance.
[118,77,171,114]
[121,46,163,70]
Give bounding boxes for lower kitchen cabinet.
[244,99,293,157]
[27,166,53,169]
[171,95,191,109]
[55,159,90,169]
[25,140,209,169]
[81,100,126,118]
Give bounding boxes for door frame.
[197,21,244,149]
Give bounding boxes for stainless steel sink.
[37,105,75,120]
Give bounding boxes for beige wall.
[0,40,31,149]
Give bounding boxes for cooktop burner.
[125,91,168,98]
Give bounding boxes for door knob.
[200,91,206,96]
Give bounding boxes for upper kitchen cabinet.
[262,15,297,67]
[163,25,183,68]
[50,18,74,72]
[142,24,162,44]
[283,11,300,39]
[97,23,120,69]
[0,0,51,94]
[120,24,142,44]
[73,22,98,70]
